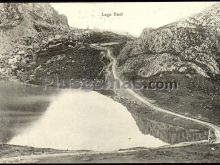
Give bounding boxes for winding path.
[90,43,220,144]
[1,42,220,163]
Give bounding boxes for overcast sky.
[50,2,216,37]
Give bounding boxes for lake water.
[0,81,167,151]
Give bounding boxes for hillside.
[0,3,132,84]
[0,2,220,163]
[118,3,220,79]
[117,3,220,125]
[0,3,70,80]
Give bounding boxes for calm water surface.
[0,80,167,151]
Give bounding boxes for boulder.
[26,45,33,49]
[55,34,61,40]
[17,50,25,55]
[14,55,21,60]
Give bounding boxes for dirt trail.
[90,43,220,144]
[1,43,220,163]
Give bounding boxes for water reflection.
[0,80,208,151]
[8,90,167,151]
[0,81,55,143]
[132,114,208,144]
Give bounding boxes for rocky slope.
[0,3,132,84]
[117,3,220,125]
[118,3,220,79]
[0,3,69,80]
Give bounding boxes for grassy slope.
[117,50,220,126]
[139,72,220,126]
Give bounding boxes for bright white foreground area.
[8,89,167,151]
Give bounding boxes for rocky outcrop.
[0,3,132,83]
[0,3,69,30]
[0,3,69,80]
[116,3,220,126]
[118,3,220,79]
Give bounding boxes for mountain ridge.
[116,2,220,128]
[117,3,220,79]
[0,3,70,79]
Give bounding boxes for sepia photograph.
[0,1,220,163]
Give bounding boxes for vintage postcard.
[0,1,219,163]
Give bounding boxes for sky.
[50,2,216,37]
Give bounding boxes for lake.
[0,80,167,151]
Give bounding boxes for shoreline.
[1,142,220,163]
[0,43,218,162]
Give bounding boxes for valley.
[0,2,220,163]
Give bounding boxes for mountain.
[0,3,133,84]
[118,3,220,79]
[117,3,220,125]
[0,3,69,79]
